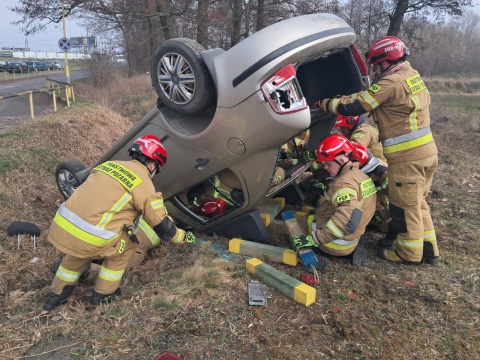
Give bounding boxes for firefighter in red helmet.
[44,135,196,311]
[351,143,392,235]
[334,115,386,163]
[312,36,439,265]
[291,135,377,270]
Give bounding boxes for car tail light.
[261,64,307,114]
[350,44,368,76]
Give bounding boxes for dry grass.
[75,71,157,122]
[425,76,480,95]
[0,80,479,359]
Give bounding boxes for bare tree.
[387,0,473,36]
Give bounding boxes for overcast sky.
[1,0,85,51]
[1,0,480,52]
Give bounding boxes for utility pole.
[62,0,70,85]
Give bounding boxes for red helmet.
[351,143,370,168]
[199,198,228,218]
[334,115,360,130]
[316,135,354,162]
[128,135,167,173]
[365,36,410,65]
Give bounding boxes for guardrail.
[0,81,75,120]
[0,67,69,81]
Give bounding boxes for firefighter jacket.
[323,61,437,164]
[312,162,376,256]
[48,160,186,258]
[350,123,386,162]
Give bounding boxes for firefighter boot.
[52,260,90,282]
[422,242,439,266]
[351,236,368,266]
[90,288,122,306]
[377,223,397,249]
[377,248,421,265]
[43,285,75,311]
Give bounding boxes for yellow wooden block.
[294,283,316,306]
[228,238,244,254]
[295,211,308,221]
[260,213,271,227]
[282,249,299,266]
[246,258,263,274]
[301,205,315,214]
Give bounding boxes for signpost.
[58,38,71,52]
[61,0,70,87]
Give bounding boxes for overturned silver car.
[56,13,368,241]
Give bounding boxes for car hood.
[212,13,356,108]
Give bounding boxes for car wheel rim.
[157,52,196,105]
[57,169,79,198]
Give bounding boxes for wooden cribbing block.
[295,211,309,235]
[267,218,288,237]
[256,197,285,227]
[301,205,316,215]
[281,210,305,239]
[229,238,298,266]
[246,258,316,306]
[280,211,319,269]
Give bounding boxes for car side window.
[175,169,244,222]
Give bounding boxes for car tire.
[55,160,88,200]
[151,38,214,115]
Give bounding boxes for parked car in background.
[0,60,10,72]
[55,13,369,242]
[7,61,29,73]
[25,61,50,71]
[43,61,55,70]
[51,60,65,70]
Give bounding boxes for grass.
[0,76,479,359]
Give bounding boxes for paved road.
[0,69,87,97]
[0,69,87,131]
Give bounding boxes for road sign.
[58,38,71,52]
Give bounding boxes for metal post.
[52,90,57,112]
[66,87,70,107]
[28,91,34,119]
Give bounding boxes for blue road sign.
[58,38,71,52]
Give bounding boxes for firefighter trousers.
[388,154,439,262]
[51,245,137,296]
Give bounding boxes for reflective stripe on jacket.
[312,163,376,256]
[48,160,175,258]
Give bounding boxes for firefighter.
[126,215,195,269]
[351,143,392,235]
[43,135,196,311]
[291,135,377,270]
[334,114,386,162]
[312,36,439,265]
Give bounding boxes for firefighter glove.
[301,150,315,162]
[185,231,196,244]
[311,180,328,196]
[292,235,318,252]
[311,99,330,112]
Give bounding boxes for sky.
[1,0,480,52]
[1,0,85,52]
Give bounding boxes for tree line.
[11,0,480,76]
